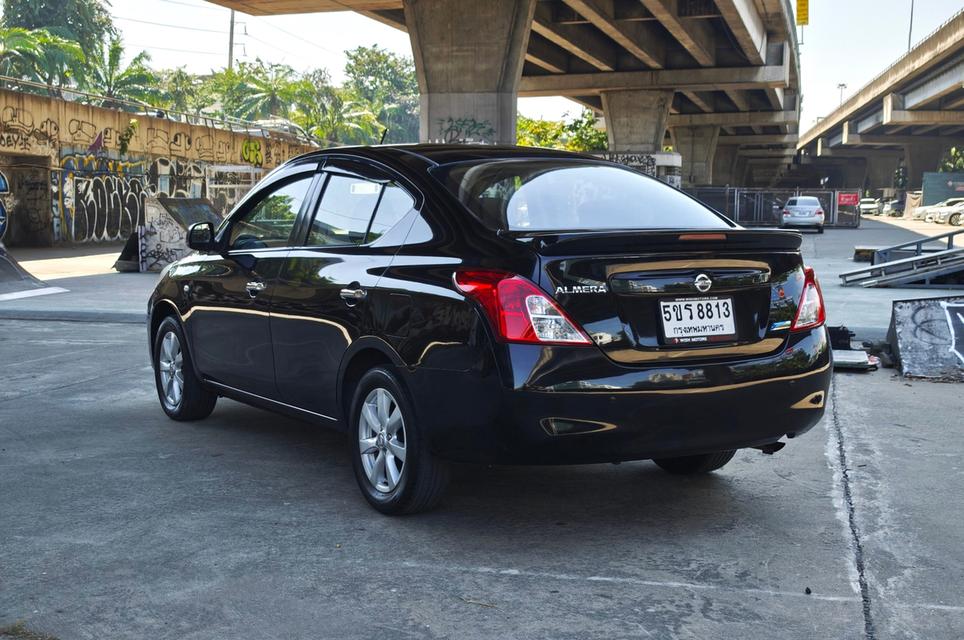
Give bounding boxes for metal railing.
[0,75,328,146]
[873,228,964,264]
[684,187,862,228]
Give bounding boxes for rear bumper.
[781,216,823,227]
[412,327,831,464]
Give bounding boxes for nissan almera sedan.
[148,145,831,514]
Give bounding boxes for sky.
[107,0,961,129]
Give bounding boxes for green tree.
[938,146,964,173]
[85,38,159,107]
[235,60,299,120]
[344,45,418,143]
[517,114,565,148]
[25,29,86,90]
[306,88,380,145]
[564,108,607,152]
[1,0,115,59]
[157,67,204,113]
[0,26,40,77]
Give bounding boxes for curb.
[0,309,146,324]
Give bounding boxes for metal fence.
[684,188,862,228]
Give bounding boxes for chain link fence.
[684,188,861,228]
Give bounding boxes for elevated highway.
[795,10,964,191]
[208,0,802,187]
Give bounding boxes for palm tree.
[26,30,86,93]
[305,88,381,145]
[159,67,202,114]
[235,61,298,120]
[85,38,160,108]
[0,27,41,77]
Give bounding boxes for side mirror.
[187,222,215,252]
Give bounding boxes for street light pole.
[907,0,915,51]
[837,83,847,106]
[228,10,236,70]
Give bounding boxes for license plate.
[660,297,736,344]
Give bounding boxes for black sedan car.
[148,145,830,514]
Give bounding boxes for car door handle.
[340,288,367,304]
[246,280,266,297]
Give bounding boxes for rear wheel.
[349,367,449,515]
[653,450,736,475]
[153,316,217,421]
[817,225,824,234]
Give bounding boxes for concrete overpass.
[208,0,801,187]
[795,9,964,191]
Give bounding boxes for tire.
[817,225,824,234]
[950,213,962,227]
[349,367,449,515]
[153,316,217,421]
[653,450,736,475]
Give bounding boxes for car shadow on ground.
[201,398,786,544]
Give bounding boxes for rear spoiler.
[500,228,804,256]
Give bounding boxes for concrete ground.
[0,218,962,639]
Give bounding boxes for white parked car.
[781,196,825,233]
[859,198,880,215]
[933,201,964,226]
[923,198,964,224]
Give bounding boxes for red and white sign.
[837,192,860,207]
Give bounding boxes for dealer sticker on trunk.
[660,296,736,344]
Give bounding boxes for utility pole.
[907,0,915,51]
[837,83,847,106]
[228,9,236,70]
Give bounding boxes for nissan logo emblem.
[694,273,713,293]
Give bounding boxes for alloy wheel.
[358,387,407,493]
[158,331,184,411]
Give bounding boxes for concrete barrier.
[887,295,964,381]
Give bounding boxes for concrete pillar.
[712,145,739,186]
[865,154,900,192]
[403,0,535,144]
[601,90,674,153]
[671,126,720,186]
[903,140,947,189]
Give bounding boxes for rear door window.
[307,174,381,246]
[367,183,415,243]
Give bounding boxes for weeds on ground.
[0,621,59,640]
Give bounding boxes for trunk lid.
[513,229,807,365]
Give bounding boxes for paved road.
[1,319,962,639]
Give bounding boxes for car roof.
[291,143,600,169]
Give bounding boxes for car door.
[185,165,320,397]
[270,157,419,420]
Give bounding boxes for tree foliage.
[939,146,964,173]
[1,0,115,58]
[344,45,418,143]
[517,109,608,152]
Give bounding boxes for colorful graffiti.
[240,139,264,167]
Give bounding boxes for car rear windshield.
[796,197,820,206]
[430,159,732,232]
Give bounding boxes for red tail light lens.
[782,209,790,216]
[816,209,825,217]
[453,269,591,345]
[791,266,826,331]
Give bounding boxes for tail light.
[782,209,790,216]
[453,269,591,345]
[815,209,825,217]
[791,266,826,331]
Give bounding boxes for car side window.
[229,175,313,250]
[367,183,415,243]
[307,174,381,246]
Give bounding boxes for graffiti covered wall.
[0,89,314,245]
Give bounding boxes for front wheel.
[653,450,736,475]
[349,367,449,515]
[949,212,962,226]
[153,316,217,421]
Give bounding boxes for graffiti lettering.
[437,117,495,144]
[241,139,263,167]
